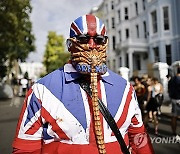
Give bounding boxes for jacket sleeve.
[128,88,154,154]
[12,148,41,154]
[12,84,43,153]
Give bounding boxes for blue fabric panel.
[43,123,53,140]
[24,93,41,126]
[37,68,87,130]
[102,70,127,118]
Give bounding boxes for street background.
[0,96,179,154]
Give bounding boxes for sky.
[27,0,103,62]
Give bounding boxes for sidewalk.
[161,104,171,114]
[160,103,180,120]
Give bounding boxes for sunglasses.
[75,34,108,45]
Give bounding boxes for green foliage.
[43,31,70,73]
[0,0,35,80]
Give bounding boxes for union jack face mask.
[66,14,108,75]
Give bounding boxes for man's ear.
[66,39,72,52]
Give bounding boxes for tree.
[0,0,35,80]
[43,31,70,73]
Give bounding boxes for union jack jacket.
[12,64,154,154]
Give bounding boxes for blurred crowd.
[131,67,180,141]
[131,75,164,135]
[11,73,34,97]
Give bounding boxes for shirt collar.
[64,63,113,85]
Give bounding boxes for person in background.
[146,77,163,135]
[11,73,18,96]
[27,79,35,91]
[140,75,149,123]
[143,77,152,128]
[19,77,28,96]
[133,76,146,118]
[12,14,154,154]
[168,66,180,139]
[153,78,164,115]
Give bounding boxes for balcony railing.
[116,38,148,49]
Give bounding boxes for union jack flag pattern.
[70,14,106,37]
[12,64,154,154]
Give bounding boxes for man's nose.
[88,38,96,49]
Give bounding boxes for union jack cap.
[70,14,106,38]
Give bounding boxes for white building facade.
[19,62,45,81]
[91,0,180,78]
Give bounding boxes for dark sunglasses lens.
[76,35,108,44]
[95,36,108,44]
[76,35,89,44]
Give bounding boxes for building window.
[118,10,121,22]
[118,30,121,42]
[126,53,129,68]
[166,45,172,65]
[135,54,141,70]
[142,0,146,10]
[143,21,147,38]
[137,57,141,70]
[151,10,158,33]
[136,24,139,38]
[135,2,138,15]
[111,1,114,10]
[112,17,115,28]
[125,28,129,39]
[163,6,170,30]
[105,4,108,14]
[154,47,160,62]
[119,57,122,67]
[112,36,116,50]
[124,7,129,20]
[113,59,116,71]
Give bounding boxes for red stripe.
[116,85,133,129]
[131,115,139,125]
[86,14,97,36]
[101,26,106,35]
[86,80,104,145]
[41,107,69,140]
[87,95,96,145]
[97,80,102,99]
[71,23,81,35]
[128,124,145,134]
[41,141,121,154]
[25,117,42,135]
[12,138,42,151]
[124,133,129,146]
[14,88,33,138]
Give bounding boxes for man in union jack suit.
[12,14,154,154]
